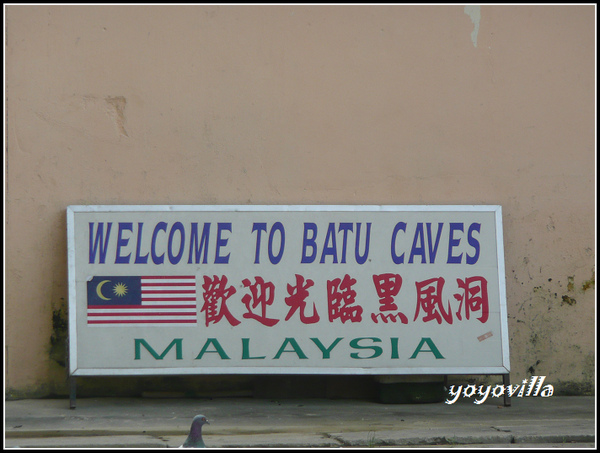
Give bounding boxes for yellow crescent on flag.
[96,279,112,301]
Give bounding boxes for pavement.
[4,395,596,449]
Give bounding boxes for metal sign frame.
[67,205,510,379]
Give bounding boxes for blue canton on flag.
[86,276,197,325]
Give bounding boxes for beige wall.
[5,5,595,397]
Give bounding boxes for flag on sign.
[87,276,197,325]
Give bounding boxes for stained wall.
[5,5,595,397]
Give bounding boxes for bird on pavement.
[181,414,210,448]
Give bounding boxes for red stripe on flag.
[88,319,197,324]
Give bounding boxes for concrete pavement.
[4,395,596,448]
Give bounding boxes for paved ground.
[4,395,596,448]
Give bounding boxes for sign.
[67,205,510,377]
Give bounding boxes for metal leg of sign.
[69,377,77,409]
[502,374,511,407]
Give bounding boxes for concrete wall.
[5,5,595,398]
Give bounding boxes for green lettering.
[391,337,399,359]
[134,338,183,360]
[195,338,230,360]
[349,337,383,359]
[273,337,308,359]
[409,337,444,359]
[242,338,266,359]
[310,337,343,359]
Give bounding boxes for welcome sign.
[67,205,510,377]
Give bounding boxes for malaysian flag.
[87,276,197,325]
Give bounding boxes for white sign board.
[67,205,510,376]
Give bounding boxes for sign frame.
[67,205,510,378]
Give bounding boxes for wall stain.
[527,359,541,375]
[581,271,595,291]
[464,5,481,48]
[558,271,594,306]
[515,268,594,395]
[566,276,575,292]
[529,332,539,346]
[105,96,128,137]
[560,295,576,306]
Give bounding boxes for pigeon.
[180,414,210,448]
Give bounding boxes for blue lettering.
[252,223,267,264]
[320,223,338,263]
[214,222,232,264]
[151,222,167,264]
[338,223,353,263]
[447,223,463,264]
[188,222,211,264]
[391,221,407,264]
[268,222,285,264]
[355,222,371,264]
[301,223,318,263]
[426,222,443,264]
[167,222,185,264]
[134,222,149,264]
[409,222,426,264]
[115,222,133,264]
[466,222,481,265]
[89,222,112,264]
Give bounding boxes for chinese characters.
[200,274,490,327]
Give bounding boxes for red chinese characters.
[201,275,241,327]
[414,277,453,325]
[241,277,279,326]
[454,276,489,323]
[371,273,408,324]
[327,274,362,323]
[199,274,490,327]
[284,274,320,324]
